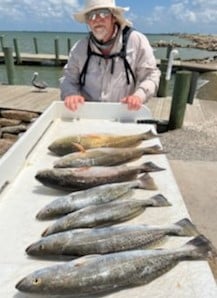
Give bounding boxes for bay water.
[0,31,216,89]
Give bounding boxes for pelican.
[31,72,48,90]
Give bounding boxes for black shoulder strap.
[79,26,136,87]
[120,26,136,85]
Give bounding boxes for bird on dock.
[31,72,48,91]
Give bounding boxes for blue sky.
[0,0,216,33]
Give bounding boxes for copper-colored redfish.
[48,130,157,156]
[54,145,165,168]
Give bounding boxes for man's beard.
[92,26,109,42]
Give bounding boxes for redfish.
[48,130,157,156]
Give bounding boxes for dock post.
[168,71,192,130]
[187,71,199,105]
[157,59,169,97]
[67,38,72,54]
[0,35,5,51]
[13,38,22,64]
[54,38,60,65]
[3,47,15,85]
[33,37,39,54]
[166,44,173,59]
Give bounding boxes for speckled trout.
[35,162,161,191]
[48,130,157,156]
[16,235,214,295]
[26,218,199,258]
[36,174,157,220]
[42,194,171,236]
[53,145,165,168]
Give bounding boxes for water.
[0,31,216,88]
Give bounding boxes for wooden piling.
[0,35,5,51]
[67,38,72,54]
[3,47,15,85]
[166,44,173,59]
[187,71,199,105]
[13,38,22,64]
[54,38,60,65]
[157,59,169,97]
[168,71,192,130]
[33,37,39,54]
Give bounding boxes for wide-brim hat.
[73,0,132,27]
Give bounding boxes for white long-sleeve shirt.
[60,28,160,103]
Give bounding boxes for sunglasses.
[86,9,111,21]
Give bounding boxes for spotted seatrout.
[42,194,171,236]
[48,130,157,156]
[53,145,165,168]
[16,235,215,295]
[35,162,161,191]
[26,218,199,258]
[36,174,161,220]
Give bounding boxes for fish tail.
[184,235,217,259]
[137,174,158,190]
[141,161,166,172]
[148,194,171,207]
[42,227,50,237]
[174,218,200,236]
[142,130,157,140]
[142,145,166,155]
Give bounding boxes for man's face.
[86,9,115,42]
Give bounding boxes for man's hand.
[121,95,143,110]
[64,95,85,111]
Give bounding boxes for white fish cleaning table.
[0,102,216,298]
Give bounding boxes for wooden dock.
[0,51,217,72]
[0,84,216,126]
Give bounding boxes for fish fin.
[142,161,165,172]
[184,235,217,259]
[73,255,101,267]
[173,218,200,236]
[137,174,158,190]
[148,194,172,207]
[87,134,105,138]
[72,142,86,152]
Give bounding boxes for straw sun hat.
[73,0,132,27]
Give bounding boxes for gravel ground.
[160,116,217,161]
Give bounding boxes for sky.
[0,0,216,34]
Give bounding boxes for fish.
[35,162,162,191]
[0,117,22,127]
[53,145,165,168]
[48,130,157,156]
[1,109,39,122]
[26,218,199,258]
[1,124,27,134]
[36,174,159,220]
[16,235,215,295]
[42,194,171,236]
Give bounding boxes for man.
[60,0,160,111]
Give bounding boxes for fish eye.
[33,277,41,285]
[39,244,44,250]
